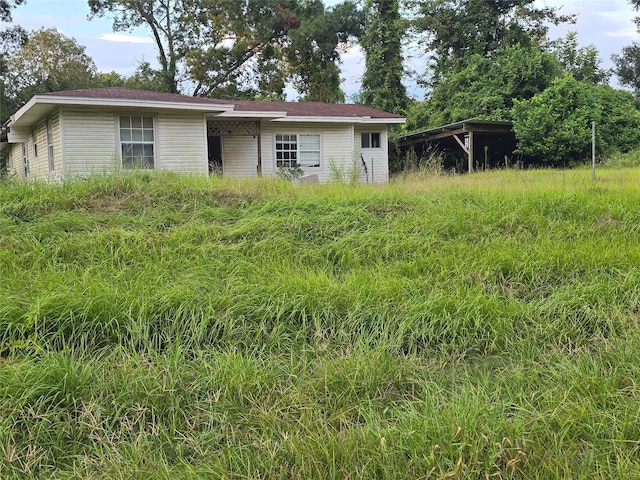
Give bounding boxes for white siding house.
[1,88,404,183]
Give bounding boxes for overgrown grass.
[2,165,640,478]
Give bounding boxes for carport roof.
[398,118,513,147]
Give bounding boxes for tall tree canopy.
[0,0,26,123]
[88,0,186,93]
[0,0,24,22]
[612,0,640,93]
[185,0,298,99]
[88,0,359,101]
[613,43,640,93]
[3,28,97,109]
[405,44,559,130]
[359,0,408,113]
[285,0,362,103]
[552,32,610,85]
[413,0,573,83]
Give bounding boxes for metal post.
[592,121,596,181]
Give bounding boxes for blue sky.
[7,0,640,99]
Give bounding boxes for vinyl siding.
[7,143,24,179]
[8,113,63,180]
[62,109,208,176]
[27,119,49,178]
[49,114,63,181]
[156,112,207,174]
[260,123,355,182]
[223,136,260,178]
[62,108,119,176]
[355,126,389,183]
[9,113,64,181]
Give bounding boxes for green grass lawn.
[1,164,640,478]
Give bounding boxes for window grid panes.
[361,132,381,149]
[275,133,320,168]
[120,115,155,169]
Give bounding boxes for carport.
[397,119,517,173]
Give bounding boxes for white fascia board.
[360,117,406,125]
[12,95,235,125]
[271,116,405,124]
[10,96,39,124]
[216,110,287,119]
[271,116,354,123]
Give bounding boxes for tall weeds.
[1,166,640,477]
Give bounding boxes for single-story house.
[0,87,405,183]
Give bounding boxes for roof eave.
[10,94,235,127]
[271,115,405,124]
[216,110,288,119]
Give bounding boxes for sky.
[6,0,640,100]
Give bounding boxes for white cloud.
[99,33,154,44]
[607,27,640,39]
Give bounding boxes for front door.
[208,136,222,175]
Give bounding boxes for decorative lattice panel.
[207,120,258,137]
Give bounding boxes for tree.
[612,1,640,92]
[88,0,298,98]
[97,62,166,91]
[3,28,97,108]
[613,42,640,93]
[512,75,640,164]
[359,0,408,113]
[552,32,610,84]
[413,0,573,84]
[1,0,26,123]
[0,0,24,22]
[185,0,297,99]
[88,0,185,93]
[285,0,362,102]
[404,44,559,131]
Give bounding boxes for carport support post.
[468,130,474,173]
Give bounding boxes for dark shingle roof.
[42,87,403,119]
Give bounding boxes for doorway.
[208,136,222,175]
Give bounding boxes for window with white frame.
[119,115,155,169]
[275,133,320,168]
[361,132,381,149]
[46,118,54,171]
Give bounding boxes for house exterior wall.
[62,107,119,176]
[6,112,63,181]
[156,112,207,173]
[7,142,24,179]
[259,122,355,182]
[5,105,394,184]
[60,108,208,177]
[354,125,390,184]
[221,136,259,178]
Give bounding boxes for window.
[46,118,54,171]
[119,115,155,169]
[361,132,381,149]
[22,143,29,177]
[32,128,37,159]
[275,133,320,168]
